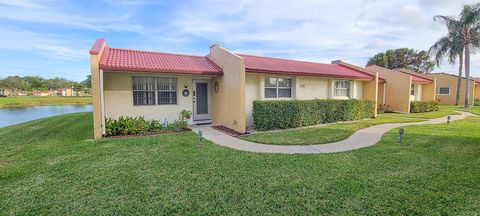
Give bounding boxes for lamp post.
[398,128,404,143]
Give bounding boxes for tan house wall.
[102,72,201,123]
[425,73,475,105]
[296,76,330,100]
[422,80,436,101]
[368,65,411,113]
[245,73,260,127]
[208,45,247,133]
[90,42,106,139]
[377,82,385,105]
[475,84,480,100]
[362,73,378,116]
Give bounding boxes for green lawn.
[242,115,423,145]
[0,96,92,108]
[1,112,480,214]
[242,105,477,145]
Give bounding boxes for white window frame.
[410,84,415,96]
[132,76,178,106]
[333,80,351,99]
[437,86,451,95]
[264,77,292,98]
[157,77,177,105]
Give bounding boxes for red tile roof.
[99,47,223,75]
[239,54,375,80]
[395,69,433,84]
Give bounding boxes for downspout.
[100,69,106,135]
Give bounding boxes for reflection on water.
[0,105,92,128]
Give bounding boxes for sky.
[0,0,479,82]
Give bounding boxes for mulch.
[105,128,192,139]
[211,125,249,137]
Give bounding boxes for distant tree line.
[0,75,91,95]
[367,48,435,73]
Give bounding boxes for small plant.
[475,99,480,106]
[105,110,191,137]
[377,104,393,114]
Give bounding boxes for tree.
[429,16,464,105]
[433,4,480,107]
[367,48,435,73]
[23,76,46,91]
[2,76,30,95]
[82,75,91,89]
[45,77,71,90]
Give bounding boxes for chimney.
[331,60,342,65]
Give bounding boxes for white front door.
[193,80,211,121]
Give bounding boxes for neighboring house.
[424,73,477,105]
[16,91,30,96]
[474,78,480,100]
[33,91,50,96]
[366,65,436,113]
[89,38,379,139]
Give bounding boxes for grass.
[242,115,423,145]
[0,96,92,108]
[1,112,480,214]
[242,105,477,145]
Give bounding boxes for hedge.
[252,99,376,131]
[410,100,439,113]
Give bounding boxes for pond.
[0,105,92,128]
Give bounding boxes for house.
[16,91,31,96]
[473,78,480,101]
[89,38,379,139]
[33,91,50,96]
[424,73,477,105]
[366,65,436,113]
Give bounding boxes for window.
[157,78,177,104]
[132,77,156,105]
[437,87,450,95]
[132,76,177,106]
[264,77,292,98]
[411,84,415,96]
[334,80,351,98]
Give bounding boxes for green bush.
[475,99,480,106]
[105,110,191,136]
[252,99,376,131]
[410,100,439,113]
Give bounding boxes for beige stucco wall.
[367,65,410,113]
[103,72,200,123]
[361,74,378,116]
[90,43,106,139]
[244,73,369,127]
[421,80,436,101]
[377,82,385,105]
[425,73,475,105]
[475,84,480,100]
[209,45,247,133]
[245,73,260,127]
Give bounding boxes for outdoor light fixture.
[398,128,404,143]
[199,130,204,142]
[182,83,190,97]
[447,116,451,124]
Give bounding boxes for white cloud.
[170,0,480,77]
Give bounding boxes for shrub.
[475,99,480,106]
[105,110,191,136]
[377,104,393,114]
[252,99,375,131]
[410,101,439,113]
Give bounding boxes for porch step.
[193,119,212,125]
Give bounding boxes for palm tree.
[429,17,464,105]
[433,4,480,107]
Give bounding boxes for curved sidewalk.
[191,111,475,154]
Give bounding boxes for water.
[0,105,92,128]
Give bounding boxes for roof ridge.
[238,53,332,66]
[109,47,208,58]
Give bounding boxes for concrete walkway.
[191,111,475,154]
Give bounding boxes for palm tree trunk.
[455,52,463,105]
[464,43,471,108]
